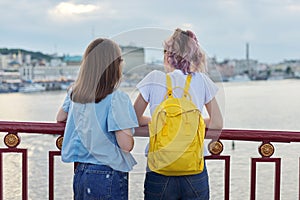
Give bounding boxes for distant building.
[1,46,147,86]
[0,68,20,82]
[121,46,145,73]
[15,46,145,82]
[271,59,300,78]
[235,59,259,75]
[0,53,23,69]
[0,54,8,69]
[50,57,65,67]
[24,54,31,65]
[8,60,21,68]
[63,55,82,66]
[206,57,226,82]
[20,65,79,82]
[274,60,300,72]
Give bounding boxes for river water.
[0,79,299,200]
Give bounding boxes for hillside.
[0,48,54,61]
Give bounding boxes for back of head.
[164,28,206,74]
[72,38,123,103]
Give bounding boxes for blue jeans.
[144,165,209,200]
[74,163,129,200]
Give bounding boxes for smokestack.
[246,42,249,61]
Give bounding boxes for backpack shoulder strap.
[166,74,173,98]
[183,74,192,97]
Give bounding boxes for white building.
[121,46,145,73]
[0,54,8,69]
[19,65,79,81]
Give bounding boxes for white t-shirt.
[136,69,219,157]
[136,69,218,115]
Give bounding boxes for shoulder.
[192,72,206,78]
[191,72,213,82]
[137,70,166,88]
[111,90,130,101]
[110,90,134,109]
[107,90,138,130]
[145,70,165,80]
[193,72,219,97]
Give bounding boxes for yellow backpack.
[148,74,206,176]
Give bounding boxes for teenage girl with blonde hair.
[56,38,138,200]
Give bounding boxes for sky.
[1,0,300,64]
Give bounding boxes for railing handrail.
[204,128,300,142]
[0,121,65,135]
[1,120,300,200]
[1,120,300,143]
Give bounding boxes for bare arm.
[134,93,151,126]
[115,129,134,152]
[56,107,68,122]
[133,93,151,137]
[204,97,223,129]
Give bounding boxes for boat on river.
[18,83,46,93]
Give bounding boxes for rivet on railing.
[56,136,63,150]
[208,140,224,155]
[258,142,274,157]
[4,132,20,148]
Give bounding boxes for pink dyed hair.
[164,28,206,74]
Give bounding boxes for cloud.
[48,1,117,22]
[0,0,299,62]
[286,4,300,12]
[182,23,194,29]
[52,2,99,15]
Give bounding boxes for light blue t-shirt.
[61,90,139,172]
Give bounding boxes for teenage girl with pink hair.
[134,28,223,199]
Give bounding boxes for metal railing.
[0,121,300,200]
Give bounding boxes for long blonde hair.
[71,38,123,103]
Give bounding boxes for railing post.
[251,142,281,200]
[0,153,2,200]
[1,132,28,200]
[205,140,230,200]
[251,158,257,200]
[22,150,28,200]
[0,149,28,200]
[49,135,64,200]
[205,155,230,200]
[49,151,61,200]
[251,158,281,200]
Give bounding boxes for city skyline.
[1,0,300,64]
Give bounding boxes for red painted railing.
[0,121,300,200]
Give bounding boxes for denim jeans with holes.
[73,163,128,200]
[144,164,209,200]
